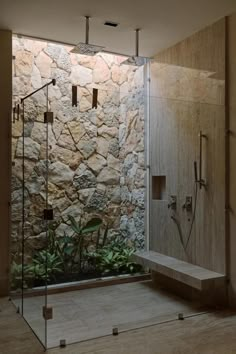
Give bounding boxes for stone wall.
[12,36,145,259]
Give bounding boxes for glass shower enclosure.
[10,33,225,349]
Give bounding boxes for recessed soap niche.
[152,175,167,200]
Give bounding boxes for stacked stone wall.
[12,36,145,258]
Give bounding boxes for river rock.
[79,188,96,204]
[73,169,96,189]
[98,125,118,138]
[67,121,86,143]
[50,146,82,170]
[49,161,74,187]
[15,50,34,76]
[107,154,120,171]
[96,137,109,157]
[93,56,110,83]
[97,167,120,185]
[86,190,108,211]
[35,51,52,78]
[77,136,96,159]
[16,137,40,161]
[87,154,107,175]
[70,65,92,86]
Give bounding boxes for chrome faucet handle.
[168,195,177,210]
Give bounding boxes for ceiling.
[1,0,236,57]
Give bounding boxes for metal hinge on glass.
[43,305,53,320]
[44,112,54,124]
[43,208,54,220]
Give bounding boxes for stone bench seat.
[133,250,226,291]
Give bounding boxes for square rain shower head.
[121,56,148,66]
[70,42,105,56]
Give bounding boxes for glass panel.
[22,89,48,348]
[10,74,49,348]
[42,79,147,346]
[11,100,24,313]
[11,45,24,314]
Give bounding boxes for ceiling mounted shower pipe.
[121,28,148,66]
[71,16,105,56]
[135,28,140,57]
[85,16,89,45]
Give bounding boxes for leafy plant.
[11,216,104,286]
[68,215,102,237]
[47,216,103,274]
[48,230,75,273]
[11,260,34,290]
[11,261,23,289]
[27,250,63,282]
[69,215,103,268]
[87,236,142,275]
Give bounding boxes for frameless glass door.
[10,74,57,348]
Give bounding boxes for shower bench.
[133,250,226,291]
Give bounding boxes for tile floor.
[13,280,203,348]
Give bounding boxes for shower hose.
[171,182,198,252]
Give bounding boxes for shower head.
[121,56,147,66]
[71,42,105,56]
[121,29,148,66]
[71,16,105,56]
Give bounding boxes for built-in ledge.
[133,250,226,291]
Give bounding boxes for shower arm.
[13,79,56,123]
[20,79,56,103]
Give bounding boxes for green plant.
[87,236,142,275]
[48,230,75,273]
[48,216,103,274]
[27,250,63,282]
[10,260,34,290]
[11,216,104,287]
